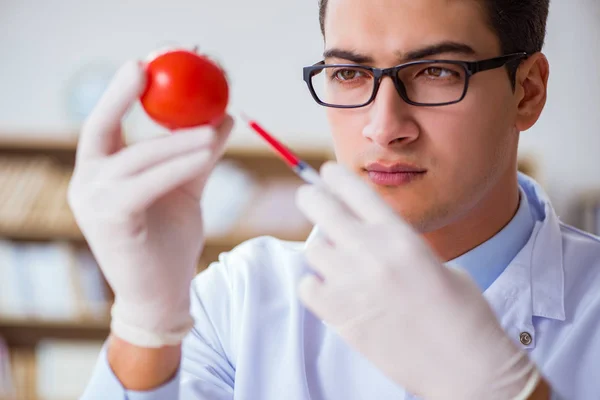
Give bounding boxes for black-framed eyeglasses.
[302,52,528,108]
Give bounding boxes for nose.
[362,78,420,148]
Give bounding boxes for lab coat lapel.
[484,175,566,351]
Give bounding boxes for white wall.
[0,0,330,148]
[0,0,599,223]
[519,0,600,223]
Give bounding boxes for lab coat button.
[519,332,533,346]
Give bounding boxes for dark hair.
[318,0,550,83]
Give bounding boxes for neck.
[423,171,520,262]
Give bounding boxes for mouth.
[364,162,427,186]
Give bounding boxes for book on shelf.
[0,156,78,239]
[35,339,103,400]
[3,346,35,400]
[597,208,600,237]
[581,192,600,236]
[239,179,312,237]
[0,337,15,400]
[201,159,259,238]
[0,339,103,400]
[0,241,110,325]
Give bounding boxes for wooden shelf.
[0,226,83,242]
[0,133,334,160]
[0,134,79,151]
[0,318,110,347]
[0,226,311,247]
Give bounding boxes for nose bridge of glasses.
[373,67,408,102]
[373,66,400,81]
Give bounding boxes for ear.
[514,52,550,131]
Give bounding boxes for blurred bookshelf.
[0,134,332,399]
[0,134,552,399]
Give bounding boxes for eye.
[422,67,457,78]
[334,68,365,81]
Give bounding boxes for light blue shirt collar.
[446,186,536,292]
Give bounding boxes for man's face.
[323,0,521,233]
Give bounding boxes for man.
[75,0,600,398]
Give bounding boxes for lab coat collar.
[484,173,566,350]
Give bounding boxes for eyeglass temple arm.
[469,52,529,74]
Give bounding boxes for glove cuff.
[481,348,540,400]
[109,302,195,348]
[512,368,541,400]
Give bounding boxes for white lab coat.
[82,173,600,399]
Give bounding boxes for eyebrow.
[323,41,477,64]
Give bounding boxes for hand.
[68,61,234,348]
[295,162,540,400]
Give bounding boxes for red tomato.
[140,49,229,130]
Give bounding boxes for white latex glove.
[295,162,541,400]
[68,61,234,348]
